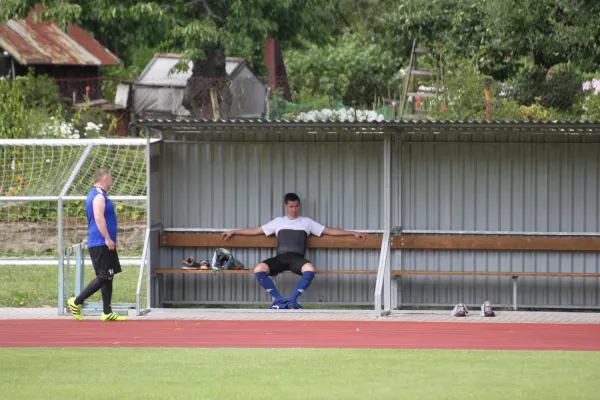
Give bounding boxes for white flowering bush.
[35,116,107,139]
[37,117,80,139]
[84,121,103,135]
[581,78,600,121]
[295,108,385,122]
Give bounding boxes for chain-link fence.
[0,140,148,263]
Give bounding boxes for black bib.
[277,229,308,256]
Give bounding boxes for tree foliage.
[0,0,340,117]
[2,0,600,121]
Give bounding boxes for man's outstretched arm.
[222,227,264,240]
[322,227,368,242]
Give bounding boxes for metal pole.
[397,135,403,310]
[65,247,71,306]
[145,131,152,311]
[136,229,150,315]
[383,133,392,312]
[512,276,518,311]
[57,198,64,315]
[0,196,61,202]
[0,138,162,146]
[373,230,390,317]
[56,143,93,315]
[0,195,146,202]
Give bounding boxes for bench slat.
[392,270,600,278]
[153,269,600,278]
[393,235,600,252]
[160,233,382,249]
[153,269,377,275]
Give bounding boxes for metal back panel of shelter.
[138,120,600,310]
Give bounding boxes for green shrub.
[508,64,581,110]
[540,63,581,110]
[508,67,547,107]
[0,77,26,138]
[15,69,65,113]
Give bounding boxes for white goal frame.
[0,138,161,315]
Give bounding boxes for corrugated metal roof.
[0,4,119,66]
[135,118,600,131]
[136,53,247,87]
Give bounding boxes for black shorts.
[88,245,122,280]
[262,252,311,276]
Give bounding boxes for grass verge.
[0,348,599,399]
[0,265,146,308]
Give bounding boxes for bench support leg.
[391,277,398,310]
[512,276,518,311]
[153,274,165,308]
[384,265,391,313]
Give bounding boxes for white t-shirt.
[261,216,326,237]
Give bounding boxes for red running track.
[1,320,599,350]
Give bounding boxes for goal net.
[0,139,149,265]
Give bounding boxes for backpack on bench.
[211,248,246,271]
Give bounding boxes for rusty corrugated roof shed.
[0,4,119,66]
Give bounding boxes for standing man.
[67,168,126,321]
[223,193,367,310]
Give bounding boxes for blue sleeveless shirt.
[86,186,118,248]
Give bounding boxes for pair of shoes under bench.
[269,299,302,310]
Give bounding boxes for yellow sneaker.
[101,312,127,321]
[67,297,83,321]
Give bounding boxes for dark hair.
[284,192,300,204]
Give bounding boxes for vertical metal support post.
[512,276,518,310]
[79,243,85,291]
[145,132,152,311]
[373,231,391,316]
[65,247,71,304]
[384,244,391,310]
[56,144,94,315]
[383,132,392,311]
[396,135,403,309]
[136,229,150,315]
[75,243,85,296]
[391,277,398,309]
[57,199,64,315]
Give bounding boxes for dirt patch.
[0,222,146,257]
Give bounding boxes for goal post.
[0,138,159,315]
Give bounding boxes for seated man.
[222,192,367,309]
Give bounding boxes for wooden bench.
[391,235,600,252]
[154,269,377,276]
[160,232,383,249]
[153,232,600,309]
[153,232,383,306]
[390,234,600,310]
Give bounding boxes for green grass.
[0,265,145,308]
[0,348,598,399]
[0,265,368,310]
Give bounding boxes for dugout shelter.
[135,119,600,316]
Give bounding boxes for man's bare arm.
[222,227,264,240]
[92,194,115,249]
[322,227,367,242]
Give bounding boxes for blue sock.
[289,271,315,302]
[255,272,283,301]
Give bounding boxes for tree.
[0,0,340,118]
[365,0,600,80]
